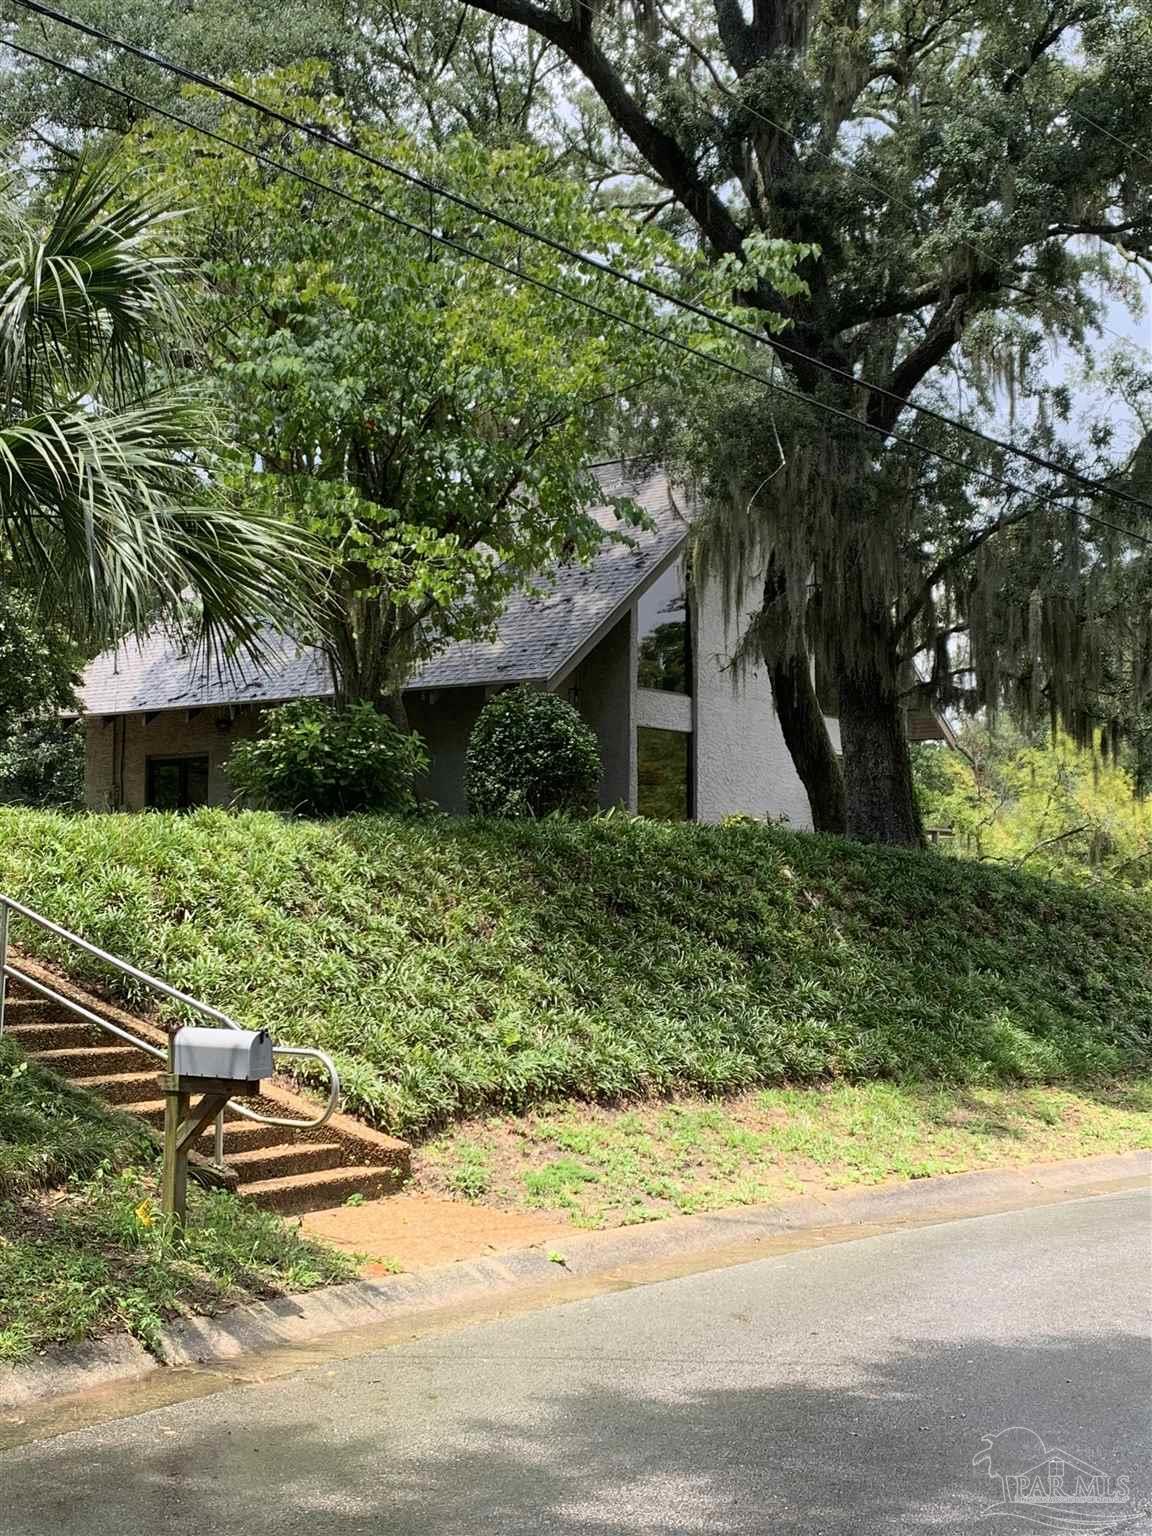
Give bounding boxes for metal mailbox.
[172,1026,274,1083]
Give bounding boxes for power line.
[4,34,1151,556]
[1005,67,1152,172]
[10,0,1152,526]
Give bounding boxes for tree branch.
[895,501,1039,638]
[713,0,756,74]
[460,0,746,255]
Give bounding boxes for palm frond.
[0,154,318,662]
[0,390,319,666]
[0,151,188,411]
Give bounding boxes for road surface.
[3,1191,1149,1533]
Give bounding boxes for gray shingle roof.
[79,466,686,717]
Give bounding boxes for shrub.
[0,717,84,808]
[228,700,428,816]
[466,687,601,817]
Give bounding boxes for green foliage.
[421,1081,1152,1228]
[0,1170,353,1363]
[637,621,689,693]
[0,719,85,809]
[126,75,733,703]
[0,1,549,148]
[0,808,1149,1141]
[0,589,79,729]
[228,700,428,817]
[0,1035,151,1197]
[914,730,1152,888]
[0,151,315,664]
[466,687,601,818]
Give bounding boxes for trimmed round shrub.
[466,686,601,818]
[228,700,428,817]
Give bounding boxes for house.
[78,463,946,823]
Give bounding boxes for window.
[636,558,690,694]
[145,755,210,811]
[637,727,692,820]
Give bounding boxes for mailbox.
[172,1026,274,1083]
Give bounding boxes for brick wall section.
[85,708,263,811]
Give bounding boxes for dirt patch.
[299,1196,570,1272]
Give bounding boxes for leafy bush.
[466,687,601,817]
[228,699,428,816]
[0,717,84,808]
[0,809,1149,1139]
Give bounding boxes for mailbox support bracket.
[160,1073,263,1225]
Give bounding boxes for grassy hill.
[0,808,1149,1139]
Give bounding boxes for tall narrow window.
[636,558,690,694]
[637,727,692,820]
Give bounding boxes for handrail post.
[213,1111,225,1168]
[0,900,9,1037]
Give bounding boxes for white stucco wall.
[635,689,692,732]
[691,580,819,829]
[556,611,637,810]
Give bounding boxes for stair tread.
[33,1045,151,1061]
[1,1020,99,1036]
[240,1165,387,1194]
[118,1100,287,1136]
[226,1141,342,1167]
[84,1070,161,1089]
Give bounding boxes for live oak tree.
[447,0,1152,843]
[130,75,724,712]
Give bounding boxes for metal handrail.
[0,893,341,1157]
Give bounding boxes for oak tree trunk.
[769,651,846,834]
[836,652,923,847]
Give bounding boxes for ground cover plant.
[413,1080,1152,1229]
[0,809,1149,1143]
[0,1034,353,1363]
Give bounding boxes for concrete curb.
[0,1336,155,1411]
[4,1149,1147,1406]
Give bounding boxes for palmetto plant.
[0,153,314,660]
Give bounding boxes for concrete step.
[118,1097,167,1128]
[34,1045,156,1079]
[242,1164,402,1215]
[1,1020,107,1052]
[122,1100,299,1155]
[197,1119,292,1153]
[85,1070,162,1104]
[1,997,73,1026]
[226,1141,345,1185]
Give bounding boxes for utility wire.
[10,0,1152,526]
[4,33,1151,554]
[1004,67,1152,172]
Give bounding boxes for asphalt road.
[3,1191,1149,1534]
